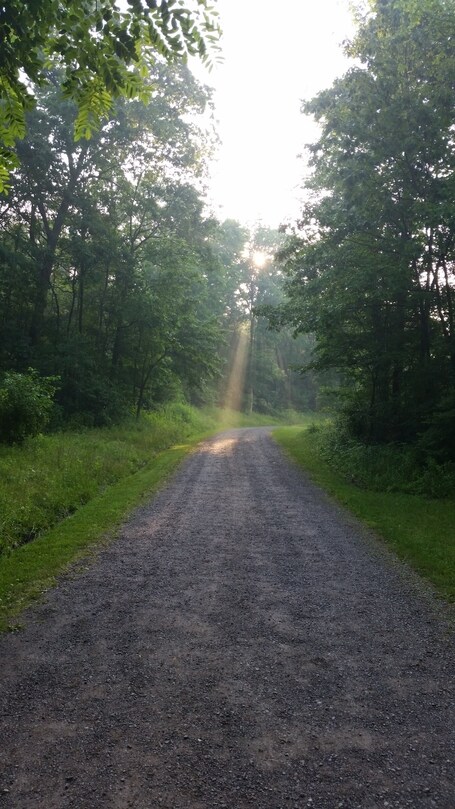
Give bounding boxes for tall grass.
[0,402,218,556]
[313,421,455,499]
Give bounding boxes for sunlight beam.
[219,325,250,424]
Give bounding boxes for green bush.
[315,419,455,499]
[0,369,58,445]
[419,391,455,462]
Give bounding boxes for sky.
[193,0,356,228]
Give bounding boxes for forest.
[0,60,315,437]
[2,6,455,804]
[275,0,455,457]
[0,0,454,567]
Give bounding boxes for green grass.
[0,404,310,629]
[0,443,194,630]
[273,426,455,602]
[202,406,309,429]
[0,402,217,556]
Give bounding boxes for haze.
[197,0,355,227]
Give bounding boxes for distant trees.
[0,63,223,425]
[1,3,332,434]
[0,0,220,190]
[0,58,315,432]
[276,0,455,456]
[214,224,321,415]
[251,280,319,414]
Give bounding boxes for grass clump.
[305,420,455,499]
[274,425,455,601]
[0,402,217,556]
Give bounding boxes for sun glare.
[252,250,268,269]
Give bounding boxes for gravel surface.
[0,427,454,809]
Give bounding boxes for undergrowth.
[0,402,217,556]
[312,421,455,499]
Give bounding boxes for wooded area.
[1,0,455,477]
[273,0,455,465]
[0,68,313,437]
[0,0,454,642]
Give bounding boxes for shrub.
[316,418,455,499]
[419,391,455,462]
[0,369,58,445]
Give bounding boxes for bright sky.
[194,0,356,228]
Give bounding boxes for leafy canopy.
[0,0,221,191]
[276,0,455,445]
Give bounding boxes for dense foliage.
[0,369,58,444]
[0,0,220,190]
[276,0,455,459]
[0,63,225,427]
[0,61,314,438]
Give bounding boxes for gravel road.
[0,427,454,809]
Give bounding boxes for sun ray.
[218,324,250,425]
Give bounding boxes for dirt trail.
[0,427,454,808]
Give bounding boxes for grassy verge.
[0,443,194,630]
[0,402,218,556]
[273,426,455,602]
[0,405,309,629]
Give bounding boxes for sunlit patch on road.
[206,437,238,456]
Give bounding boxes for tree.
[0,0,220,190]
[277,0,455,447]
[208,223,318,415]
[0,61,213,344]
[0,63,223,424]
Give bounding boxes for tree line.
[0,61,316,437]
[272,0,455,461]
